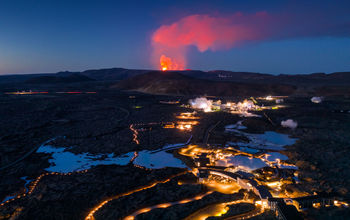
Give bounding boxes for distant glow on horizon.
[0,1,350,74]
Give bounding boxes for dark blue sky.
[0,0,349,74]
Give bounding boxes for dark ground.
[0,80,349,219]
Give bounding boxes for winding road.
[84,171,188,220]
[123,191,213,220]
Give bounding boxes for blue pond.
[37,145,133,173]
[133,150,186,169]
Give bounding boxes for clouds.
[155,12,350,49]
[151,11,350,69]
[152,13,267,53]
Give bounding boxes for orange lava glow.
[152,13,273,71]
[160,54,183,71]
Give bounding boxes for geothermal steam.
[189,97,213,112]
[281,119,298,129]
[311,97,323,103]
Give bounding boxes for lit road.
[123,191,213,220]
[0,170,88,207]
[183,199,258,220]
[85,171,188,220]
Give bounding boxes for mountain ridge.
[0,67,349,86]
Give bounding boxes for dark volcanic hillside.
[57,68,149,81]
[1,67,349,86]
[113,71,297,96]
[195,71,350,86]
[25,74,94,84]
[0,68,149,84]
[1,68,349,96]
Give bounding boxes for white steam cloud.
[281,119,298,129]
[311,97,323,103]
[189,97,213,112]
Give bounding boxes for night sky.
[0,0,349,74]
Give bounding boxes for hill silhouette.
[25,74,94,84]
[113,71,297,96]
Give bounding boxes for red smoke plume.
[152,13,269,70]
[153,13,266,52]
[152,11,349,70]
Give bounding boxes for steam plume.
[281,119,298,129]
[311,97,323,103]
[189,97,213,112]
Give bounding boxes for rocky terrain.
[0,69,349,219]
[114,71,297,96]
[25,74,95,84]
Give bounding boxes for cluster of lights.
[176,124,192,131]
[223,100,261,117]
[175,112,200,131]
[175,121,199,131]
[175,112,200,120]
[190,199,255,220]
[4,91,96,95]
[178,144,311,212]
[334,200,349,207]
[162,112,200,132]
[122,103,346,219]
[131,122,173,144]
[189,97,262,116]
[163,123,175,129]
[188,97,287,118]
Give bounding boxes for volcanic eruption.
[152,13,265,70]
[152,12,350,70]
[160,55,183,71]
